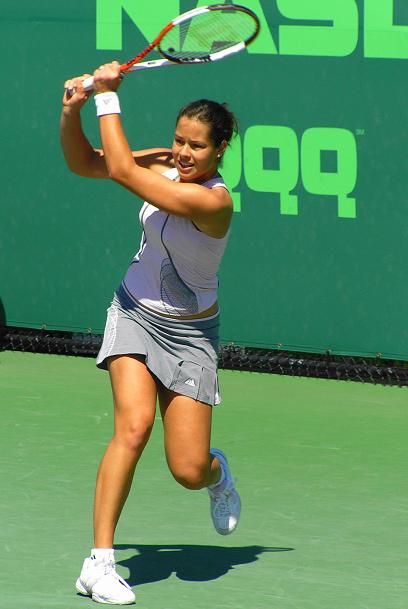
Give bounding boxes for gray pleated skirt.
[96,284,221,405]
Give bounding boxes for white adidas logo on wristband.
[95,92,121,117]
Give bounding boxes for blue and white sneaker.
[76,553,135,605]
[208,448,241,535]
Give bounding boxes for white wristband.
[94,92,121,117]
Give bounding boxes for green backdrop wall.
[1,1,408,359]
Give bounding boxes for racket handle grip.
[66,75,94,97]
[82,76,94,91]
[66,58,175,95]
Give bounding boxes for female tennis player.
[60,61,241,605]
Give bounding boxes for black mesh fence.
[2,325,408,386]
[0,326,102,358]
[219,345,408,385]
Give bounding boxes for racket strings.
[160,11,256,60]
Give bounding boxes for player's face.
[172,117,221,183]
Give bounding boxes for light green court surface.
[1,350,407,609]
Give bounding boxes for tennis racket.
[76,3,260,92]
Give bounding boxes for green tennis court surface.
[1,351,407,609]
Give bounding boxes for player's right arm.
[60,75,173,178]
[60,75,105,177]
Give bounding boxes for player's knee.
[170,461,209,490]
[115,417,154,453]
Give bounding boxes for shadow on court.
[114,544,294,586]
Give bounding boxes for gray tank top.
[122,168,230,317]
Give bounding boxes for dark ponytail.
[176,99,238,147]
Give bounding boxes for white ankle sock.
[208,462,226,490]
[91,548,115,562]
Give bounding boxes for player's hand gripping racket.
[73,3,260,93]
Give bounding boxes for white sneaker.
[76,554,135,605]
[208,448,241,535]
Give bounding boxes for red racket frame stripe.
[120,22,173,72]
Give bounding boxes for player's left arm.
[99,113,232,235]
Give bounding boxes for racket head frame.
[70,4,260,92]
[122,3,260,70]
